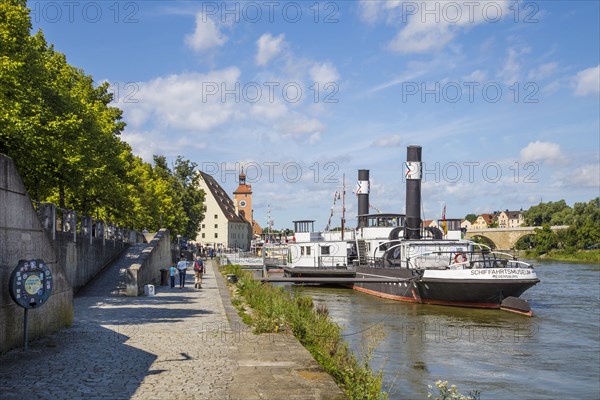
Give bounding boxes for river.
[289,260,600,399]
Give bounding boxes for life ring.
[454,252,467,264]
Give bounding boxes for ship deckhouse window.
[321,246,331,255]
[306,246,311,255]
[301,247,305,256]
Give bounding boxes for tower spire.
[239,167,246,185]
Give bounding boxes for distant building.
[421,219,439,228]
[195,171,252,251]
[252,220,263,237]
[233,169,262,238]
[471,213,495,230]
[233,170,253,222]
[497,210,524,228]
[460,219,472,230]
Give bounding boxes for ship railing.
[409,252,454,270]
[488,251,518,260]
[360,256,384,268]
[471,251,533,269]
[412,250,533,270]
[317,256,350,269]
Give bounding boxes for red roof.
[478,214,495,224]
[233,183,252,194]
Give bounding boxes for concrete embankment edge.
[213,260,347,400]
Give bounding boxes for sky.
[28,0,600,230]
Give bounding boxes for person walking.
[176,257,188,288]
[194,256,205,289]
[169,262,177,289]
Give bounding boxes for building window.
[215,224,218,229]
[202,224,205,229]
[202,233,205,239]
[215,233,218,238]
[214,214,218,219]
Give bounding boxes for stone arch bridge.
[465,226,569,250]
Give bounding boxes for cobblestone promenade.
[0,253,345,400]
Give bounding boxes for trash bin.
[160,268,168,286]
[226,274,238,284]
[144,284,155,296]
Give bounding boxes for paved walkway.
[0,255,345,399]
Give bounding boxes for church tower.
[233,169,253,223]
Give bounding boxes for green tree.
[0,1,205,237]
[523,200,571,226]
[173,156,205,238]
[464,214,477,224]
[532,225,559,254]
[569,198,600,249]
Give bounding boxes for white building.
[195,172,252,251]
[461,219,472,230]
[497,210,524,228]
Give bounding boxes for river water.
[289,261,600,399]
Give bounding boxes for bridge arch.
[464,226,568,250]
[470,235,497,250]
[514,233,536,250]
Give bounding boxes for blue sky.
[29,1,599,230]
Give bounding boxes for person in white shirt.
[176,257,188,288]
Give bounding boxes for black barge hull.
[354,267,539,309]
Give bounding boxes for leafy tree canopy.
[0,1,205,238]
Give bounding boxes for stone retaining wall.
[126,229,171,296]
[0,154,143,353]
[0,155,73,353]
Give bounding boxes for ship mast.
[341,173,346,240]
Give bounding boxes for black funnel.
[357,169,369,228]
[404,146,422,239]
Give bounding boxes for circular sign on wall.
[9,259,53,309]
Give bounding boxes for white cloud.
[386,1,512,54]
[256,33,286,66]
[309,62,340,86]
[121,74,332,150]
[569,164,600,188]
[388,21,454,54]
[185,13,227,52]
[519,141,566,165]
[528,62,558,81]
[573,65,600,96]
[499,46,530,85]
[121,130,207,162]
[369,71,424,94]
[121,68,241,132]
[463,69,487,82]
[372,135,402,147]
[250,101,288,120]
[276,113,325,139]
[309,132,321,144]
[358,0,402,24]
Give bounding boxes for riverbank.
[295,261,600,399]
[220,264,386,400]
[523,249,600,264]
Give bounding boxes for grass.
[524,249,600,264]
[221,263,388,400]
